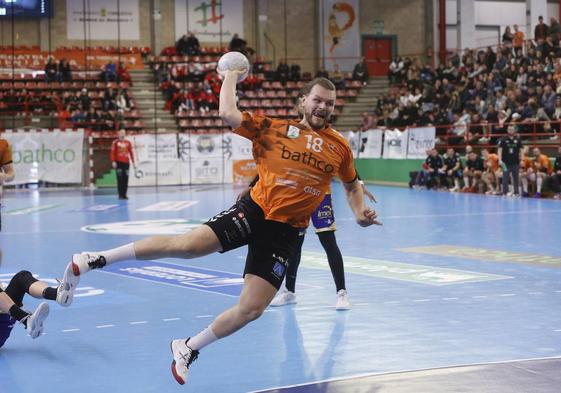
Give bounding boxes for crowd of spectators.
[377,16,561,144]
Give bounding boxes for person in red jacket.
[111,129,135,200]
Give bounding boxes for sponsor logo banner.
[400,245,561,268]
[359,129,383,158]
[81,219,205,235]
[407,127,436,159]
[301,251,511,285]
[383,129,409,159]
[320,0,360,71]
[102,261,243,296]
[4,129,84,184]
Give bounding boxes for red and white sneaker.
[170,338,199,385]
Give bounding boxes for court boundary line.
[247,355,561,393]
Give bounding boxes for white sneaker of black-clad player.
[56,272,77,307]
[170,338,199,385]
[335,289,351,311]
[269,288,297,307]
[26,302,49,339]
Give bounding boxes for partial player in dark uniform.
[0,251,75,347]
[498,125,523,196]
[425,148,444,190]
[442,147,462,192]
[462,151,485,192]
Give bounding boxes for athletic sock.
[42,287,58,301]
[188,325,218,350]
[9,305,30,326]
[537,176,543,192]
[100,243,136,265]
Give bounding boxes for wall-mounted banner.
[407,127,436,159]
[175,0,244,43]
[67,0,140,41]
[383,128,408,159]
[4,129,84,184]
[319,0,360,71]
[358,129,383,158]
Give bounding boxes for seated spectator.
[58,58,72,82]
[315,68,329,79]
[79,88,91,111]
[330,64,346,89]
[44,58,58,83]
[185,32,200,56]
[276,60,289,85]
[352,57,369,85]
[358,112,375,131]
[102,61,117,82]
[116,89,131,111]
[229,33,247,53]
[117,62,132,83]
[86,107,101,131]
[103,87,117,111]
[58,105,72,128]
[290,64,301,81]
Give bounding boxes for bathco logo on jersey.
[280,145,334,173]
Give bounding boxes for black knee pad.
[12,270,38,292]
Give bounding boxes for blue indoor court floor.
[1,183,561,393]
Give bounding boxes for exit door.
[363,37,393,76]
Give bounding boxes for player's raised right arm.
[219,71,244,129]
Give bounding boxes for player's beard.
[304,109,330,130]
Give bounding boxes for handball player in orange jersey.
[61,70,380,385]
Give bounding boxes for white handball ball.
[217,51,250,82]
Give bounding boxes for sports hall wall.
[0,0,431,73]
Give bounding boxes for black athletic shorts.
[205,195,300,289]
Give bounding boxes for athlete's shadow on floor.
[277,307,349,392]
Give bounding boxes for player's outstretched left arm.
[343,179,382,227]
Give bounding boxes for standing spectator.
[58,58,72,82]
[289,64,301,81]
[550,17,561,42]
[498,125,523,196]
[513,24,525,50]
[111,129,135,200]
[535,16,549,44]
[175,35,189,55]
[352,57,369,85]
[79,88,91,111]
[185,32,201,56]
[229,33,247,53]
[502,26,514,46]
[44,58,58,83]
[315,68,329,79]
[0,134,15,231]
[545,145,561,198]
